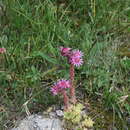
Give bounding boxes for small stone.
[56,110,64,117]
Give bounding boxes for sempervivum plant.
[60,47,83,104]
[51,79,71,110]
[50,47,83,110]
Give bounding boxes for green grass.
[0,0,130,129]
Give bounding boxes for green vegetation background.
[0,0,130,129]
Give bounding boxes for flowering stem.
[62,90,69,111]
[70,64,76,104]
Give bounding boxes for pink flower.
[57,79,70,89]
[51,86,59,95]
[59,47,83,67]
[69,50,83,67]
[70,56,83,67]
[0,48,6,54]
[71,50,83,58]
[60,46,71,57]
[51,79,70,95]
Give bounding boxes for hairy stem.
[63,90,69,110]
[70,64,76,104]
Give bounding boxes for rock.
[56,110,64,117]
[11,114,63,130]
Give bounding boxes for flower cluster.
[60,47,83,67]
[51,79,70,95]
[50,47,84,109]
[0,48,6,54]
[70,50,83,67]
